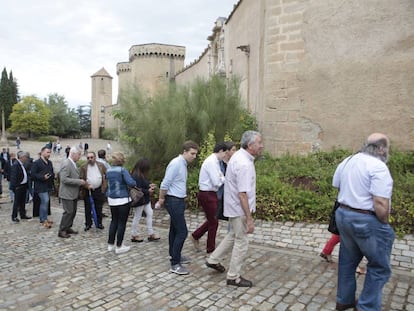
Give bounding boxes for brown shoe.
[131,236,144,243]
[226,276,253,287]
[148,234,160,242]
[43,220,52,229]
[58,231,71,238]
[205,261,225,273]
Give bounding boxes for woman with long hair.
[130,158,160,242]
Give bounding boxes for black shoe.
[58,231,71,238]
[336,301,356,311]
[97,224,104,230]
[226,276,253,287]
[84,225,91,231]
[205,261,225,273]
[21,215,32,220]
[67,228,78,234]
[12,218,20,223]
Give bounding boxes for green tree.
[7,71,19,128]
[77,105,91,134]
[0,67,17,139]
[46,93,81,137]
[9,95,51,137]
[114,75,246,167]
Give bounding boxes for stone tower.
[116,43,185,97]
[90,68,112,139]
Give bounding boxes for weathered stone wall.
[262,0,414,155]
[175,0,414,155]
[175,48,210,85]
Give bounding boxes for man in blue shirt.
[158,141,199,275]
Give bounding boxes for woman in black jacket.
[130,158,160,242]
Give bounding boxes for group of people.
[157,130,264,289]
[3,130,395,309]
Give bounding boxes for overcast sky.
[0,0,238,108]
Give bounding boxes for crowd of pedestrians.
[0,131,395,310]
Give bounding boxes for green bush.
[185,148,414,237]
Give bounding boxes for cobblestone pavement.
[1,195,414,311]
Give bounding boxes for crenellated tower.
[116,43,185,97]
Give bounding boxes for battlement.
[116,62,131,75]
[129,43,185,61]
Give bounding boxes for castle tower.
[117,43,185,97]
[91,68,113,139]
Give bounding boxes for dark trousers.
[192,191,219,253]
[84,188,104,227]
[12,185,28,219]
[108,203,130,247]
[165,196,188,265]
[59,199,78,232]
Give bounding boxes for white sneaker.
[170,264,189,275]
[115,245,130,254]
[108,244,115,252]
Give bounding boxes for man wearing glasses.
[80,151,107,231]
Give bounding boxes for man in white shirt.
[191,142,227,254]
[333,133,394,311]
[206,131,263,287]
[80,152,107,231]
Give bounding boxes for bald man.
[332,133,394,311]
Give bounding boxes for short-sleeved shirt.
[333,152,393,211]
[223,148,256,217]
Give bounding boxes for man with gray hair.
[57,146,86,238]
[206,130,263,287]
[10,151,31,222]
[333,133,394,311]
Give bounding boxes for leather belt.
[340,204,376,216]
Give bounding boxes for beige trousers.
[208,216,249,280]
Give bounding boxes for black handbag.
[328,199,340,235]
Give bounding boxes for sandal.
[148,234,160,242]
[131,236,144,243]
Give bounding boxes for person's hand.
[246,217,255,234]
[80,179,86,186]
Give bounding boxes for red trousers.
[322,233,340,255]
[192,191,218,253]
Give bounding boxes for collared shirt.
[86,163,102,189]
[199,153,225,192]
[223,148,256,217]
[333,153,393,211]
[97,158,110,170]
[17,159,28,184]
[160,155,188,198]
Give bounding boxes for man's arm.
[373,195,390,224]
[238,192,254,233]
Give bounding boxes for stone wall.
[175,0,414,156]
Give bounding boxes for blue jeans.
[336,207,395,311]
[165,196,188,265]
[38,192,50,222]
[108,203,130,247]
